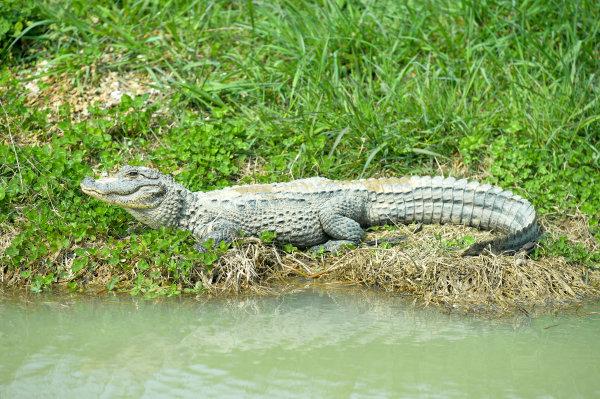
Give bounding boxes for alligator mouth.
[81,186,103,196]
[80,176,149,197]
[81,174,168,208]
[80,182,143,197]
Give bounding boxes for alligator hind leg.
[313,195,368,252]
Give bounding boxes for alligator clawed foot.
[462,242,492,257]
[194,243,210,253]
[309,240,357,254]
[412,224,423,234]
[519,241,537,254]
[462,240,539,257]
[363,235,406,247]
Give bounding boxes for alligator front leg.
[192,219,241,252]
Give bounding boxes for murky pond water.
[1,287,599,398]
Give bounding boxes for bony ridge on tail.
[81,165,542,255]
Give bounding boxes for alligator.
[80,166,541,255]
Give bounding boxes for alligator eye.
[126,171,139,178]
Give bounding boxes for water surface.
[1,287,599,398]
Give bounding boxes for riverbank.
[2,220,598,314]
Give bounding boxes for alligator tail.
[366,176,542,255]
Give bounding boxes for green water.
[1,288,599,398]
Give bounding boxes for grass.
[1,0,599,301]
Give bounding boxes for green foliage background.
[1,0,598,295]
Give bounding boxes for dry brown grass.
[18,57,166,126]
[193,238,285,294]
[542,212,599,253]
[236,157,270,183]
[0,225,20,284]
[197,222,600,313]
[0,225,19,257]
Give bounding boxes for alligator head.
[81,165,187,228]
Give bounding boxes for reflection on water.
[1,287,599,398]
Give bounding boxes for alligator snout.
[80,177,96,192]
[80,175,150,197]
[80,177,110,198]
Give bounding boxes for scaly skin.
[80,166,542,255]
